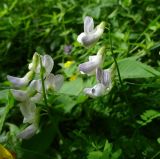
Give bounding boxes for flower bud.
[28,52,39,71]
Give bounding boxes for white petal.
[84,16,94,33]
[29,80,42,92]
[45,73,64,91]
[96,68,112,88]
[42,55,54,76]
[19,100,36,124]
[79,53,102,75]
[77,33,98,47]
[79,61,98,75]
[77,21,105,47]
[7,71,34,88]
[30,93,42,103]
[11,89,29,102]
[84,83,106,98]
[77,32,86,45]
[17,124,37,139]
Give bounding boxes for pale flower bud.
[28,52,39,71]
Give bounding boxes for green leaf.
[59,78,83,96]
[88,151,102,159]
[117,58,160,79]
[55,95,77,113]
[0,91,14,133]
[22,122,57,159]
[137,110,160,126]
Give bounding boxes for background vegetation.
[0,0,160,158]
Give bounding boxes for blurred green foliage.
[0,0,160,158]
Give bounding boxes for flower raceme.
[77,16,105,47]
[77,16,113,98]
[7,53,64,139]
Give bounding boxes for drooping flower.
[83,68,112,98]
[84,83,106,98]
[96,68,112,89]
[10,89,29,102]
[77,16,105,47]
[7,71,34,88]
[17,124,38,140]
[79,47,105,75]
[19,100,37,124]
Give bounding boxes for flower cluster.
[77,16,112,97]
[7,53,64,139]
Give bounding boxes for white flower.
[19,100,37,124]
[84,83,106,98]
[96,68,112,89]
[11,89,29,102]
[77,16,105,47]
[30,93,42,103]
[17,124,38,139]
[7,71,34,88]
[29,79,42,93]
[84,68,112,98]
[29,54,54,77]
[45,73,64,91]
[79,47,105,75]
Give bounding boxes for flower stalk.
[108,25,123,86]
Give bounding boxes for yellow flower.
[64,61,74,68]
[0,144,14,159]
[69,74,77,81]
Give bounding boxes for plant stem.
[109,26,123,86]
[39,55,48,107]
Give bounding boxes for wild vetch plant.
[77,16,114,97]
[7,53,64,139]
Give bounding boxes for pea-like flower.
[29,53,54,77]
[17,124,38,140]
[83,68,112,98]
[45,73,64,91]
[79,47,105,75]
[7,71,34,88]
[77,16,105,47]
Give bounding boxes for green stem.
[39,55,48,107]
[109,26,123,86]
[150,151,160,159]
